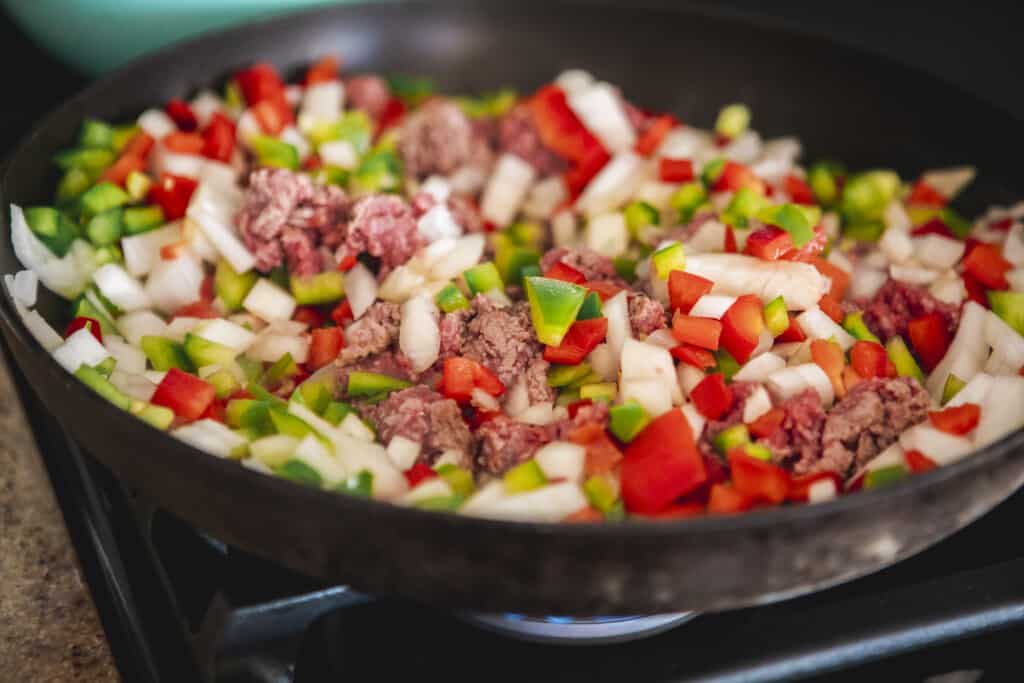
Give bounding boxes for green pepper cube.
[547,362,593,388]
[613,255,638,282]
[252,136,299,170]
[555,387,581,406]
[463,261,504,296]
[885,336,925,384]
[93,356,117,379]
[226,399,273,434]
[215,259,259,312]
[576,291,604,321]
[742,442,773,462]
[670,181,709,223]
[206,369,240,400]
[505,221,544,248]
[651,242,686,280]
[71,294,117,336]
[756,203,820,247]
[322,401,356,426]
[54,147,115,174]
[494,240,540,287]
[624,200,659,237]
[290,271,345,305]
[23,206,78,257]
[236,356,263,383]
[713,423,750,455]
[414,494,466,511]
[988,291,1024,337]
[131,401,175,430]
[503,459,547,494]
[715,103,751,139]
[939,208,971,239]
[268,407,313,439]
[763,296,789,337]
[524,276,588,346]
[293,379,333,414]
[307,110,372,153]
[721,186,769,228]
[387,74,435,106]
[80,181,130,217]
[435,283,470,313]
[864,464,908,489]
[122,205,165,235]
[224,79,244,110]
[336,470,374,497]
[275,459,323,488]
[608,401,650,443]
[434,463,475,498]
[184,333,238,369]
[110,124,141,152]
[840,170,901,222]
[262,353,300,387]
[700,157,726,189]
[583,474,618,513]
[75,364,132,411]
[141,335,194,372]
[941,374,965,406]
[807,161,843,207]
[579,382,616,402]
[346,371,412,398]
[843,220,886,242]
[842,311,881,343]
[78,119,114,149]
[56,167,93,205]
[85,208,123,246]
[94,244,123,266]
[352,145,400,193]
[715,348,742,382]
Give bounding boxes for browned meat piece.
[475,416,554,475]
[764,389,828,474]
[497,103,567,176]
[628,292,667,337]
[360,386,473,465]
[552,400,610,440]
[345,75,390,118]
[856,279,960,341]
[397,99,478,178]
[337,302,401,365]
[342,194,423,274]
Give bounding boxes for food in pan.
[9,56,1024,522]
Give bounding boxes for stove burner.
[458,611,697,644]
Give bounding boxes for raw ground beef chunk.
[397,98,480,178]
[337,301,401,365]
[497,104,567,176]
[475,415,554,475]
[628,292,667,336]
[856,279,960,341]
[344,75,390,118]
[540,247,621,282]
[342,194,423,274]
[361,386,473,465]
[764,389,828,474]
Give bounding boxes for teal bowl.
[3,0,346,75]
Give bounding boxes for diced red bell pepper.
[440,357,506,403]
[817,293,844,324]
[543,318,609,365]
[658,157,694,183]
[165,98,198,132]
[907,312,951,372]
[962,271,989,308]
[691,373,733,420]
[235,63,287,106]
[149,173,198,221]
[776,315,806,342]
[744,226,794,261]
[712,160,764,194]
[582,280,623,301]
[963,242,1011,290]
[65,316,103,344]
[293,306,327,328]
[849,340,896,380]
[780,224,827,262]
[304,55,340,86]
[671,311,721,350]
[308,327,345,370]
[151,368,216,421]
[810,256,851,301]
[335,250,359,272]
[748,407,785,438]
[200,274,215,302]
[122,130,155,160]
[811,339,847,398]
[201,112,237,163]
[911,218,956,239]
[199,398,227,423]
[905,449,938,474]
[252,97,294,136]
[668,271,713,314]
[563,145,611,200]
[782,174,816,205]
[992,217,1014,231]
[724,225,738,254]
[404,461,438,487]
[728,449,790,504]
[720,294,763,364]
[568,423,624,475]
[530,84,603,164]
[670,343,717,369]
[907,179,946,207]
[100,153,147,187]
[330,299,353,326]
[376,96,406,136]
[620,408,707,514]
[565,506,606,523]
[543,260,587,284]
[707,483,757,514]
[786,471,842,503]
[566,398,593,419]
[164,133,204,157]
[634,113,678,156]
[928,403,981,435]
[172,300,220,320]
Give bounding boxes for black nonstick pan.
[2,1,1022,616]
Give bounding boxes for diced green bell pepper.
[555,387,581,406]
[23,206,78,257]
[252,136,299,170]
[567,370,604,390]
[763,296,789,337]
[130,401,175,430]
[352,144,401,193]
[122,205,165,235]
[54,147,115,174]
[262,353,300,387]
[434,463,475,498]
[624,200,659,238]
[110,124,140,153]
[56,167,93,205]
[524,276,588,346]
[414,494,466,511]
[608,401,650,443]
[463,262,504,296]
[713,423,750,455]
[840,170,901,223]
[78,119,114,149]
[226,399,273,432]
[269,407,313,439]
[307,110,373,153]
[843,220,885,242]
[988,290,1024,336]
[505,221,544,249]
[670,181,708,223]
[275,459,324,488]
[715,348,742,382]
[141,335,194,372]
[742,442,774,462]
[886,336,925,384]
[85,208,122,247]
[579,382,616,402]
[75,364,132,411]
[842,311,880,343]
[184,333,238,369]
[807,161,845,207]
[520,264,541,279]
[80,181,130,218]
[864,464,908,489]
[215,259,258,312]
[70,294,117,336]
[236,356,263,383]
[941,374,965,406]
[336,470,374,497]
[503,459,547,494]
[387,74,435,105]
[290,271,345,305]
[756,203,821,247]
[651,242,686,280]
[939,208,971,239]
[715,103,751,139]
[547,362,593,388]
[206,369,240,399]
[701,157,726,189]
[310,165,350,187]
[721,186,769,228]
[583,474,618,513]
[292,378,333,414]
[94,244,123,266]
[494,240,540,287]
[224,79,243,110]
[346,371,412,398]
[576,291,603,320]
[322,401,356,426]
[613,255,638,282]
[435,283,470,313]
[93,356,117,379]
[454,88,517,118]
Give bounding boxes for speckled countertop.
[0,358,119,681]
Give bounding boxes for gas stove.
[10,357,1024,682]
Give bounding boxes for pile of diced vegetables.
[7,56,1024,523]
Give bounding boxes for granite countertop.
[0,358,119,681]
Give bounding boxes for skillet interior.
[1,0,1023,615]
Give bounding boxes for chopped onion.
[93,264,151,312]
[922,166,976,200]
[722,130,761,164]
[420,175,452,203]
[377,264,428,303]
[400,294,440,373]
[6,269,38,307]
[879,225,913,263]
[243,278,296,322]
[187,180,256,274]
[889,262,939,285]
[318,139,358,170]
[503,379,530,416]
[534,441,587,481]
[587,343,618,382]
[567,82,636,153]
[386,435,422,471]
[109,370,157,402]
[293,435,348,486]
[551,210,578,248]
[165,316,203,342]
[656,127,710,160]
[173,419,248,459]
[1002,223,1024,266]
[340,413,376,442]
[1007,268,1024,292]
[848,267,888,300]
[344,262,378,319]
[480,153,536,227]
[620,376,673,418]
[279,126,310,161]
[621,338,681,409]
[677,363,705,397]
[974,375,1024,448]
[190,90,223,127]
[151,143,204,179]
[603,291,632,364]
[428,234,486,281]
[766,363,834,406]
[914,234,966,270]
[249,434,300,465]
[688,294,737,320]
[643,328,678,349]
[19,307,64,351]
[984,309,1024,370]
[299,80,343,126]
[137,108,176,139]
[929,275,965,305]
[122,222,183,277]
[144,253,204,314]
[926,301,989,399]
[685,253,828,310]
[685,219,728,253]
[882,200,912,233]
[247,333,309,364]
[575,152,643,217]
[416,203,462,242]
[633,180,678,211]
[53,328,111,373]
[742,385,773,423]
[144,370,167,385]
[899,424,973,466]
[584,212,629,258]
[735,352,785,383]
[681,402,706,437]
[462,481,588,523]
[10,205,93,299]
[193,318,256,352]
[448,165,487,196]
[516,402,559,426]
[116,310,168,345]
[554,69,594,96]
[750,137,801,182]
[402,478,454,505]
[796,307,856,350]
[104,336,147,374]
[523,175,568,220]
[826,248,854,276]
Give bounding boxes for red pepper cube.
[906,312,951,371]
[690,373,733,420]
[713,160,764,194]
[748,407,785,439]
[720,294,764,364]
[440,357,505,404]
[670,343,717,370]
[810,338,847,398]
[668,271,713,314]
[543,260,587,284]
[905,449,938,474]
[530,84,604,164]
[963,242,1011,291]
[567,423,623,476]
[728,449,791,505]
[621,408,707,514]
[671,311,722,350]
[235,62,287,106]
[658,157,694,183]
[563,145,611,201]
[252,97,294,136]
[308,327,345,370]
[849,340,896,379]
[65,316,103,344]
[776,315,806,343]
[782,174,816,205]
[810,256,850,301]
[404,461,437,487]
[907,179,947,207]
[543,318,609,365]
[786,471,842,503]
[707,483,756,514]
[201,112,237,163]
[928,403,981,436]
[165,98,198,132]
[151,368,216,421]
[634,114,678,157]
[304,55,340,86]
[149,173,198,221]
[744,226,794,261]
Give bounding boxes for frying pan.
[2,0,1023,617]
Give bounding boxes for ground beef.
[523,358,556,405]
[765,389,828,474]
[817,377,930,477]
[497,104,567,176]
[337,301,401,365]
[857,279,961,341]
[475,416,554,475]
[361,386,473,465]
[343,194,423,274]
[344,75,390,118]
[698,382,760,459]
[397,98,477,178]
[553,400,610,440]
[628,292,667,336]
[539,247,621,282]
[235,168,349,274]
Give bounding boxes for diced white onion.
[386,435,422,471]
[249,434,300,466]
[416,203,462,242]
[104,336,147,374]
[735,352,786,383]
[575,152,643,217]
[643,328,678,349]
[516,402,560,426]
[921,166,976,200]
[122,223,183,278]
[742,385,773,423]
[400,294,440,373]
[53,328,110,373]
[523,176,568,220]
[826,248,854,276]
[427,234,486,281]
[144,254,204,315]
[172,419,248,459]
[151,144,204,179]
[243,279,296,322]
[462,481,588,523]
[604,291,632,363]
[889,262,939,285]
[480,153,536,227]
[7,270,38,307]
[899,424,973,466]
[534,441,587,481]
[420,175,452,203]
[685,253,828,310]
[633,180,678,212]
[766,363,834,406]
[688,295,736,320]
[656,127,710,160]
[567,82,636,153]
[165,316,202,342]
[677,363,705,398]
[685,219,728,254]
[808,478,838,503]
[109,370,157,402]
[247,333,309,364]
[681,403,706,437]
[929,275,965,305]
[401,478,453,505]
[914,235,966,270]
[116,310,168,346]
[796,307,856,350]
[18,307,64,351]
[620,338,681,415]
[293,435,348,485]
[344,262,378,319]
[93,264,151,312]
[882,201,912,233]
[879,225,913,264]
[299,80,343,126]
[584,212,629,258]
[137,108,176,139]
[722,130,761,164]
[193,318,256,352]
[849,267,888,300]
[187,180,256,274]
[551,210,577,248]
[319,139,358,170]
[340,413,376,442]
[1002,223,1024,266]
[554,69,594,96]
[587,343,618,382]
[190,90,223,127]
[926,301,989,399]
[974,375,1024,448]
[10,205,93,299]
[279,126,311,161]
